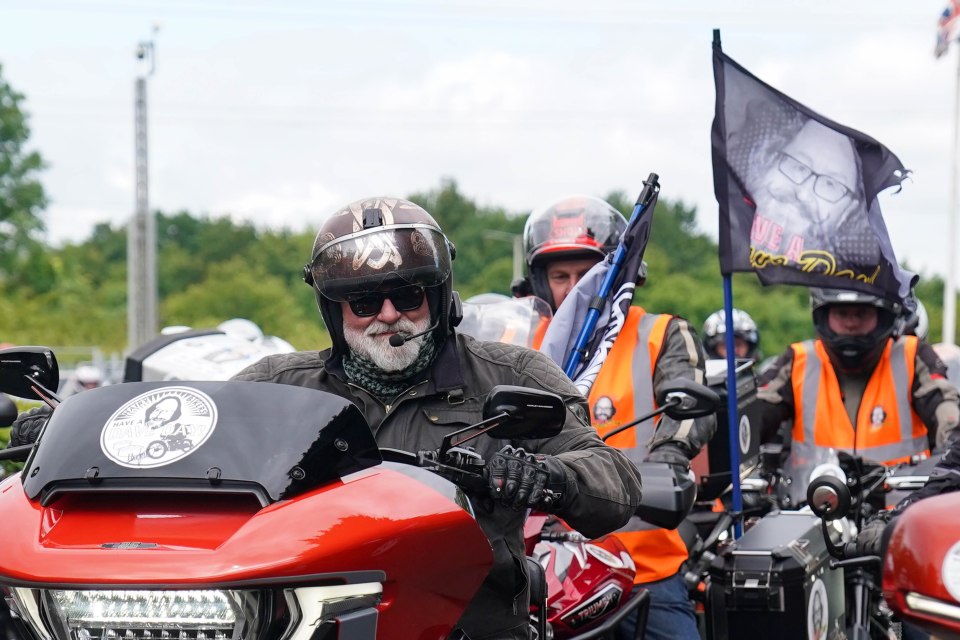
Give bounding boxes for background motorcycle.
[0,345,568,640]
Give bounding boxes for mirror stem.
[601,397,680,442]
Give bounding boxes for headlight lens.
[5,582,383,640]
[8,588,257,640]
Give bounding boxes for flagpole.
[721,275,743,538]
[562,173,659,378]
[945,45,960,345]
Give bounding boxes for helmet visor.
[310,224,452,301]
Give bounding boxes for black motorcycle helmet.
[303,197,460,358]
[521,196,628,310]
[810,287,901,373]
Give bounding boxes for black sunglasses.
[346,286,426,317]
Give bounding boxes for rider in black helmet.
[758,287,960,508]
[233,197,643,640]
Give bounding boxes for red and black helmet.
[304,197,459,356]
[522,196,626,306]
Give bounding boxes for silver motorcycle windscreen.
[21,381,381,506]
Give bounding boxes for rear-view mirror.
[483,385,565,440]
[654,378,721,420]
[0,394,17,428]
[0,347,59,400]
[806,475,851,521]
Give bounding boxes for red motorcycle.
[525,513,647,639]
[882,490,960,639]
[0,346,571,640]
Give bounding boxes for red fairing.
[535,533,636,636]
[0,466,492,638]
[883,492,960,638]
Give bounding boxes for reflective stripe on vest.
[589,309,671,466]
[587,307,688,584]
[786,337,928,503]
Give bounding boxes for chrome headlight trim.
[282,583,382,640]
[905,591,960,622]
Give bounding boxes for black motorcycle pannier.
[705,511,845,640]
[696,358,764,500]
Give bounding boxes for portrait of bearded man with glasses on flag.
[729,100,880,273]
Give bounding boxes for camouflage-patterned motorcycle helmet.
[702,308,761,362]
[303,197,459,355]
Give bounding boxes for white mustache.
[364,319,418,337]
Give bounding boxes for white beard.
[343,315,431,372]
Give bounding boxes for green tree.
[0,63,47,286]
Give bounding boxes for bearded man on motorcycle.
[758,287,960,506]
[224,197,643,640]
[516,195,715,640]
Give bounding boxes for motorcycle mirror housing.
[482,385,565,440]
[654,378,721,420]
[806,475,852,521]
[0,346,60,401]
[0,394,17,427]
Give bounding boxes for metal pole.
[128,34,158,351]
[945,46,960,344]
[513,235,523,282]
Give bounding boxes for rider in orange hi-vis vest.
[518,195,716,640]
[758,287,960,507]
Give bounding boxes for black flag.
[712,38,916,303]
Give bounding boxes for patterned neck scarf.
[342,337,438,404]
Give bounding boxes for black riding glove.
[856,510,894,556]
[645,442,692,472]
[487,445,568,511]
[9,405,52,448]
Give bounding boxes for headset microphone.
[389,319,440,347]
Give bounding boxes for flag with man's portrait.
[712,40,916,303]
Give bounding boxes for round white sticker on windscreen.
[942,540,960,602]
[100,387,218,468]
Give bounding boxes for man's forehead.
[545,256,602,274]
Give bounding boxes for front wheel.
[146,440,167,459]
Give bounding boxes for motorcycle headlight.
[8,588,260,640]
[6,582,383,640]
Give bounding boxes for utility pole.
[128,29,158,351]
[483,230,524,282]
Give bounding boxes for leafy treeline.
[1,177,948,359]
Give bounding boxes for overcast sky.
[3,0,957,284]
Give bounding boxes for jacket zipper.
[346,379,429,420]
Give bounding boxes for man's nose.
[377,297,402,323]
[793,176,819,205]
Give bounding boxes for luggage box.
[694,358,764,501]
[705,511,845,640]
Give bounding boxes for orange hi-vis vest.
[587,307,690,584]
[786,337,929,499]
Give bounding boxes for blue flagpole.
[563,173,659,378]
[722,275,743,538]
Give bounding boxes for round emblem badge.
[807,577,829,640]
[739,414,751,455]
[942,540,960,602]
[100,387,218,469]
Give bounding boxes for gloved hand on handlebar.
[856,510,894,556]
[487,445,568,511]
[645,442,692,472]
[9,405,52,448]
